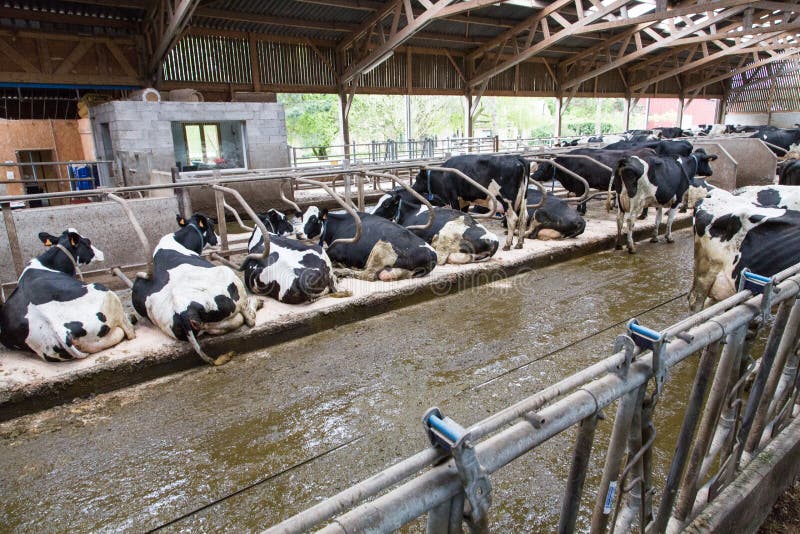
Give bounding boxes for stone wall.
[89,101,288,185]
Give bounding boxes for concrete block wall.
[0,197,180,284]
[89,101,288,184]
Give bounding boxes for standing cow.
[301,207,438,280]
[689,187,800,310]
[0,229,134,361]
[371,187,499,264]
[611,149,717,253]
[132,214,259,362]
[412,154,529,250]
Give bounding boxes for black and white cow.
[751,128,800,155]
[132,214,258,346]
[530,147,656,214]
[412,154,529,250]
[605,139,693,157]
[524,188,587,239]
[371,188,499,264]
[611,149,717,253]
[732,184,800,210]
[242,222,338,304]
[689,187,800,310]
[778,158,800,186]
[0,229,134,361]
[259,208,296,236]
[301,207,437,280]
[653,127,688,139]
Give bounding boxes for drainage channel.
[0,230,704,532]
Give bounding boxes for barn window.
[171,121,246,171]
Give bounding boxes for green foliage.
[278,93,340,149]
[349,95,406,141]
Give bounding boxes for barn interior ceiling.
[0,0,799,118]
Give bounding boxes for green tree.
[278,93,340,157]
[349,95,406,142]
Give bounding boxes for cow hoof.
[650,237,659,243]
[666,237,675,244]
[514,244,523,250]
[502,245,511,251]
[615,244,623,250]
[628,248,636,255]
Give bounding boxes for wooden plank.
[54,40,93,75]
[0,36,41,73]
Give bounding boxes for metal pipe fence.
[265,263,800,533]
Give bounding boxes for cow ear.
[321,209,328,220]
[38,232,57,247]
[176,214,186,226]
[68,231,80,247]
[197,217,205,229]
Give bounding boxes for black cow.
[751,128,800,155]
[412,154,529,250]
[530,147,655,214]
[779,158,800,185]
[690,187,800,310]
[605,139,693,157]
[524,188,586,239]
[0,229,134,361]
[611,149,717,253]
[301,207,437,280]
[371,188,499,264]
[654,127,688,139]
[243,224,337,304]
[132,214,258,354]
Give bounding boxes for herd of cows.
[2,125,800,364]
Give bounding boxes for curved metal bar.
[210,183,270,266]
[280,180,302,213]
[547,153,614,173]
[106,193,153,278]
[760,140,789,155]
[526,173,547,209]
[423,166,497,219]
[527,157,592,204]
[223,201,254,232]
[295,177,363,250]
[362,171,434,232]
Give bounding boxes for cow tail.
[606,168,616,212]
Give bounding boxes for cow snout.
[90,245,105,263]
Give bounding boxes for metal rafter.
[144,0,200,80]
[560,4,754,90]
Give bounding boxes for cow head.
[371,190,401,220]
[259,209,294,236]
[301,206,328,241]
[176,213,218,252]
[38,228,104,265]
[689,148,717,177]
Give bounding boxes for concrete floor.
[0,228,702,532]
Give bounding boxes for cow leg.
[615,208,625,250]
[526,218,541,239]
[665,207,677,243]
[625,213,636,254]
[201,313,245,335]
[651,207,662,243]
[243,296,259,326]
[334,266,373,281]
[378,268,414,281]
[513,180,528,249]
[75,327,126,353]
[503,206,517,251]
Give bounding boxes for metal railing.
[265,264,800,533]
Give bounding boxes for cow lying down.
[0,229,134,361]
[243,222,340,304]
[301,207,437,280]
[732,185,800,210]
[371,188,499,264]
[132,214,259,363]
[524,189,586,239]
[689,187,800,310]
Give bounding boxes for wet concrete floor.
[0,229,704,532]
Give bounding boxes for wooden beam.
[0,6,138,29]
[684,47,800,93]
[54,41,93,76]
[195,8,359,33]
[0,36,41,74]
[146,0,200,79]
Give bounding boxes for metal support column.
[558,413,600,534]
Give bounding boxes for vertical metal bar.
[746,296,800,454]
[735,299,793,462]
[649,342,721,533]
[764,296,800,427]
[427,494,464,534]
[671,326,747,527]
[558,413,600,534]
[357,172,365,211]
[590,384,643,533]
[640,396,656,528]
[612,387,647,534]
[214,187,229,254]
[1,195,24,277]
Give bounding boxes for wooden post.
[624,96,632,131]
[0,184,24,277]
[466,91,474,139]
[678,96,685,128]
[339,90,352,166]
[248,33,262,92]
[554,96,563,139]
